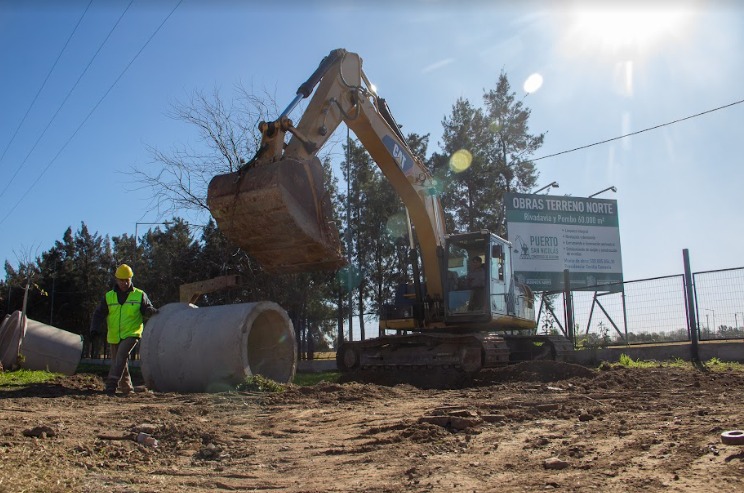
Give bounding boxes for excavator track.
[336,333,575,376]
[503,334,575,363]
[336,332,510,374]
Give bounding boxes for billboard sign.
[504,192,623,292]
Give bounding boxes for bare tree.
[132,84,280,217]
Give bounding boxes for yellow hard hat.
[115,264,134,279]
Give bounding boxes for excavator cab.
[444,233,493,319]
[443,232,535,330]
[378,231,534,333]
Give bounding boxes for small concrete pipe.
[140,302,296,393]
[23,318,83,375]
[0,312,83,375]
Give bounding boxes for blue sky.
[0,0,742,282]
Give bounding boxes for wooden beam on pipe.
[179,275,240,304]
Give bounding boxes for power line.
[0,0,183,227]
[0,0,135,200]
[533,98,744,162]
[0,0,93,167]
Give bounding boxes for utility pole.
[346,126,353,343]
[22,278,30,318]
[50,262,56,325]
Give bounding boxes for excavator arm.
[208,49,446,300]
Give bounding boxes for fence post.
[683,249,699,361]
[621,289,629,344]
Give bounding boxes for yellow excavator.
[207,49,573,374]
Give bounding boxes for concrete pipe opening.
[140,302,296,393]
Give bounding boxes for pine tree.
[431,73,543,236]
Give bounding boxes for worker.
[91,264,158,396]
[463,256,485,288]
[464,256,486,310]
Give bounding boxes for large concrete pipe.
[140,302,297,393]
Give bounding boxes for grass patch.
[237,372,341,391]
[293,371,340,386]
[616,353,657,368]
[236,374,286,393]
[309,352,337,360]
[0,369,62,387]
[10,365,330,392]
[606,354,743,371]
[234,372,340,391]
[704,357,743,371]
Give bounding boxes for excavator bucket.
[207,157,345,274]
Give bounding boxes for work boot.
[104,387,116,396]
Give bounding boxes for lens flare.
[335,264,362,292]
[523,73,543,94]
[386,213,408,239]
[449,149,473,173]
[427,176,446,197]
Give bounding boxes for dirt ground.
[1,361,743,492]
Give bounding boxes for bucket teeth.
[207,157,345,274]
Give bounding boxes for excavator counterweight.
[207,157,345,274]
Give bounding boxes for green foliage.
[134,219,203,305]
[616,353,657,368]
[292,371,340,386]
[0,369,61,387]
[341,137,412,324]
[705,357,742,371]
[432,73,543,236]
[607,355,742,371]
[577,321,612,349]
[236,374,286,393]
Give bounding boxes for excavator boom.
[207,49,445,292]
[206,51,353,274]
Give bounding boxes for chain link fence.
[693,267,744,341]
[537,267,744,347]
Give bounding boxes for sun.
[560,3,696,58]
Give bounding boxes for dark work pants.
[105,337,139,392]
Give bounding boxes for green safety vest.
[106,288,144,344]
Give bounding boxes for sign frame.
[504,192,623,292]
